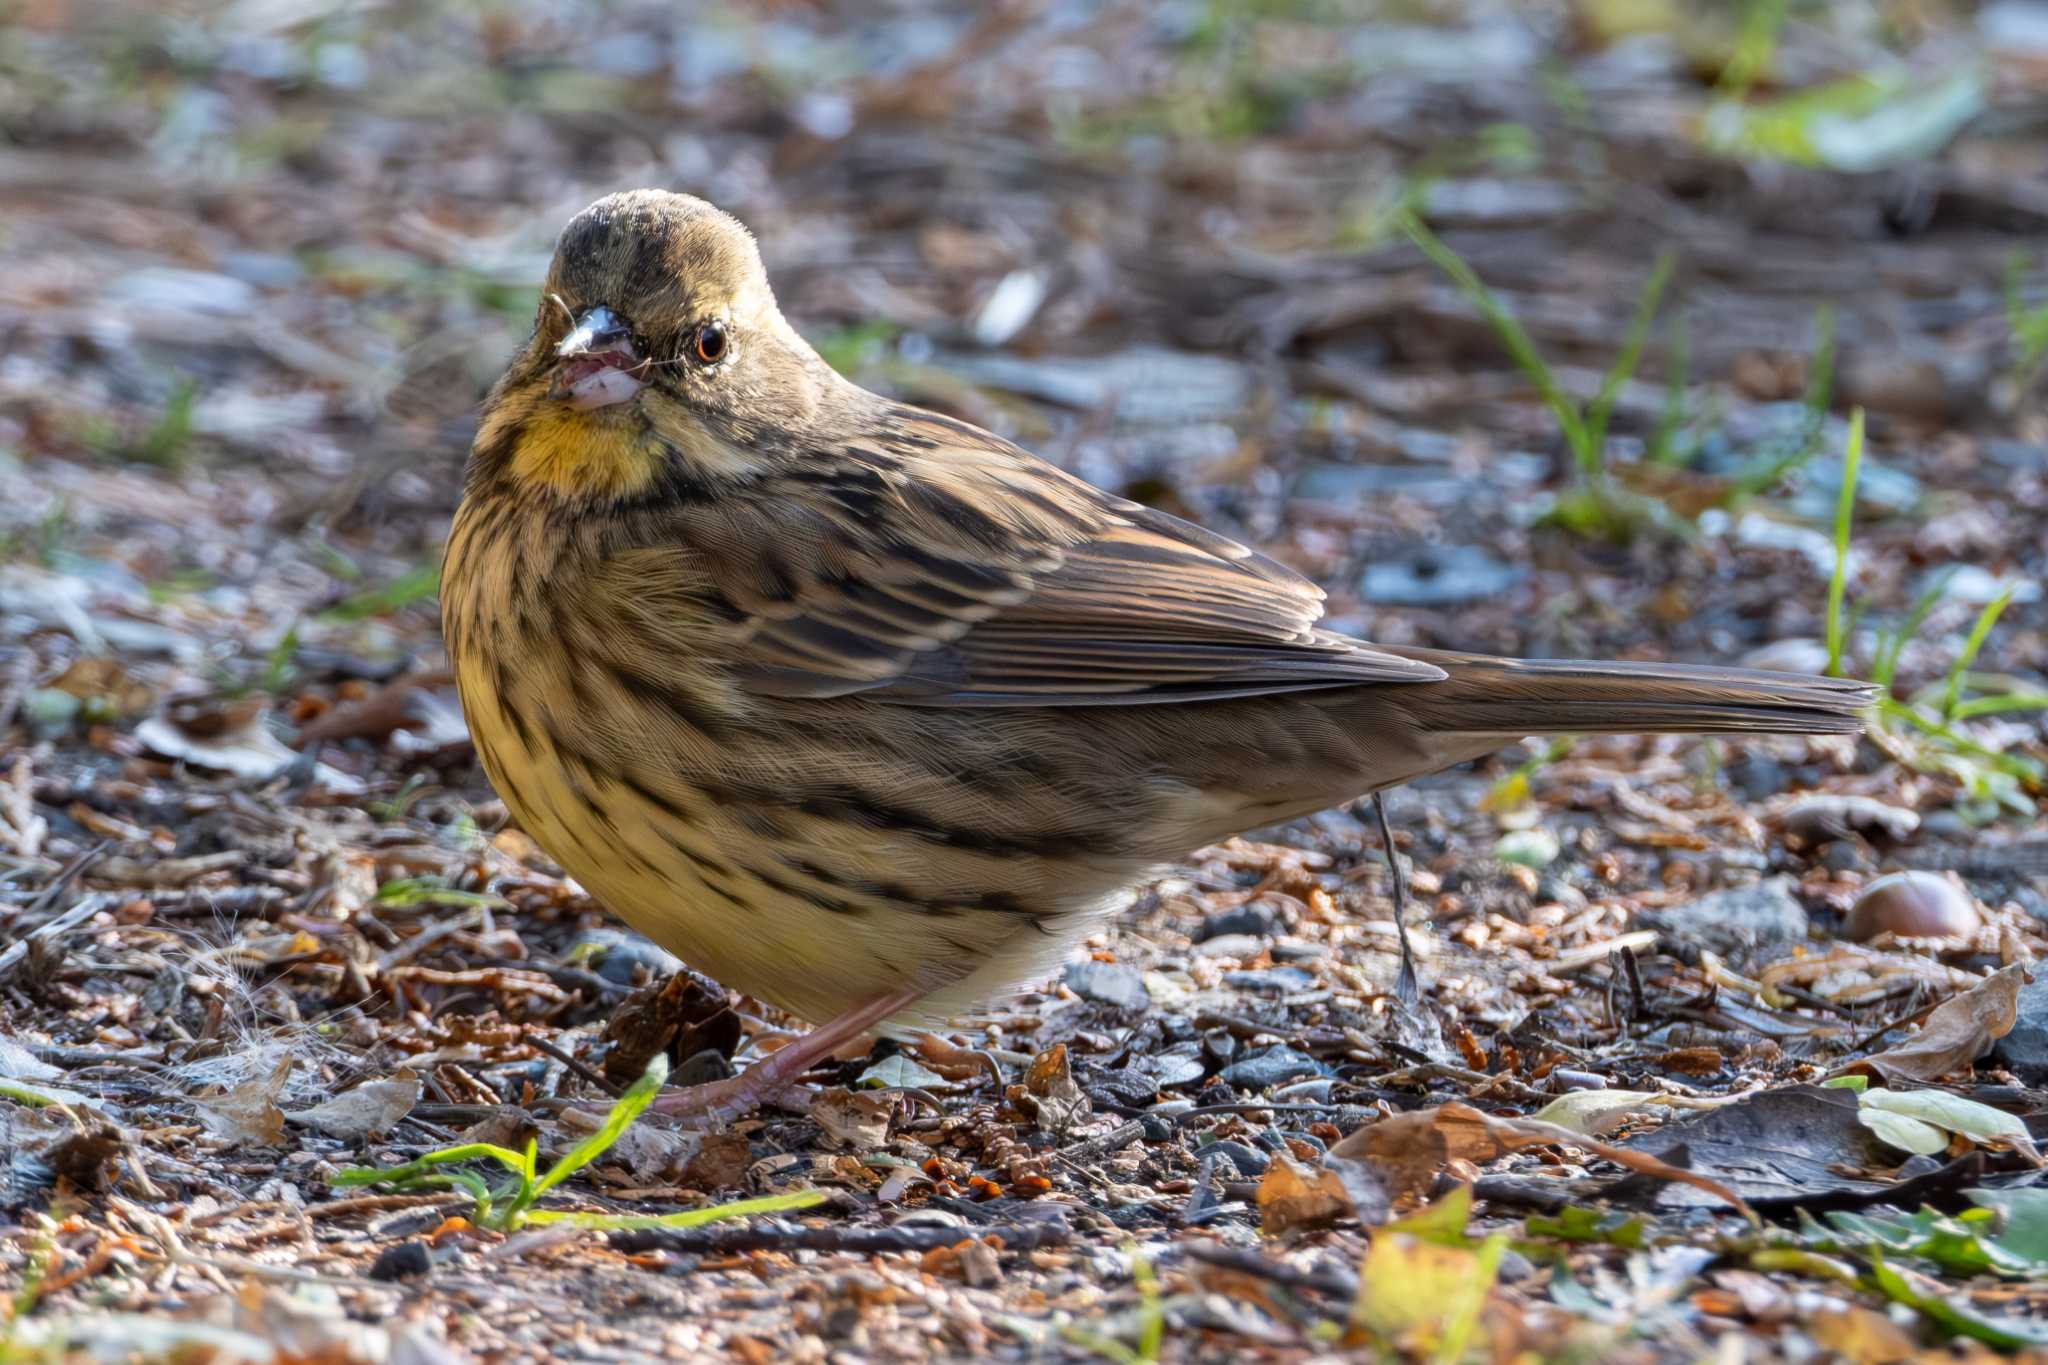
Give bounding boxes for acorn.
[1843,871,1979,941]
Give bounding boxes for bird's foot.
[645,989,922,1125]
[911,1033,1006,1090]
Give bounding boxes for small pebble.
[1222,966,1317,994]
[1844,871,1980,940]
[1140,1115,1175,1143]
[1064,960,1149,1010]
[1220,1044,1324,1090]
[1494,827,1560,868]
[367,1240,432,1282]
[1193,902,1280,941]
[1193,1139,1270,1177]
[1270,938,1329,963]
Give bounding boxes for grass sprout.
[1401,209,1679,542]
[1062,1250,1165,1363]
[331,1053,826,1233]
[318,559,440,622]
[1824,407,1863,679]
[1822,409,2046,819]
[2004,252,2048,393]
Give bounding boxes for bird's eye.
[693,321,728,364]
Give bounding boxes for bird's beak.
[551,305,646,411]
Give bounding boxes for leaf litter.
[3,0,2048,1360]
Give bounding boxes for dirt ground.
[4,2,2048,1361]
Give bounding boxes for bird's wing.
[699,407,1445,706]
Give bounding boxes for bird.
[440,189,1874,1121]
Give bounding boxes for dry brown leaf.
[1256,1153,1350,1235]
[284,1069,419,1140]
[1843,963,2028,1084]
[600,1125,751,1190]
[1009,1042,1090,1136]
[190,1053,290,1146]
[1329,1100,1754,1219]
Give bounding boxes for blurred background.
[1,0,2044,817]
[6,6,2048,1353]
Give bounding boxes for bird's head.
[472,190,837,502]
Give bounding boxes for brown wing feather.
[718,408,1445,706]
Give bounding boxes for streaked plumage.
[442,190,1872,1102]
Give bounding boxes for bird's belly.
[456,676,1111,1025]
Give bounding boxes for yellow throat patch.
[505,400,664,501]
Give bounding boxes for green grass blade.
[331,1143,530,1186]
[1724,304,1837,500]
[1951,692,2048,720]
[1401,211,1591,468]
[1133,1255,1164,1362]
[1586,249,1677,459]
[1648,313,1692,466]
[523,1188,829,1230]
[524,1052,668,1208]
[1824,408,1864,677]
[318,560,441,622]
[1943,587,2016,720]
[1873,566,1957,688]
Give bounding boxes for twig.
[1621,944,1648,1022]
[0,893,117,980]
[24,839,110,913]
[1059,1119,1144,1163]
[525,1035,625,1098]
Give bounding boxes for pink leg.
[648,989,923,1124]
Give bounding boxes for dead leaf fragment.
[1009,1042,1090,1136]
[599,1125,751,1189]
[1330,1101,1753,1218]
[1844,963,2027,1083]
[1257,1153,1350,1235]
[190,1053,291,1146]
[284,1070,420,1140]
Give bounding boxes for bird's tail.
[1388,649,1876,739]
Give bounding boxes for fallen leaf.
[1856,1087,2040,1162]
[136,711,359,791]
[856,1054,949,1091]
[1806,1305,1921,1361]
[1256,1153,1349,1236]
[1528,1088,1745,1136]
[600,1125,751,1189]
[1331,1101,1753,1219]
[1345,1188,1507,1355]
[1007,1043,1090,1136]
[285,1070,420,1140]
[1856,1106,1949,1156]
[190,1053,291,1146]
[1844,964,2027,1083]
[1965,1188,2048,1266]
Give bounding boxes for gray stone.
[1219,1044,1325,1090]
[1223,966,1317,994]
[1064,960,1148,1011]
[1640,876,1809,962]
[1361,544,1526,607]
[1192,902,1279,942]
[1193,1139,1270,1178]
[1991,975,2048,1084]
